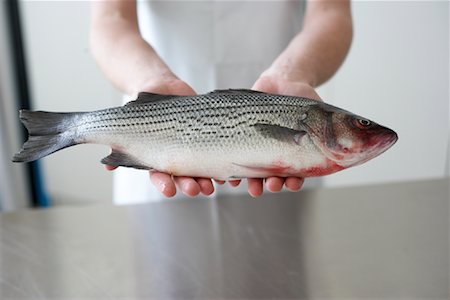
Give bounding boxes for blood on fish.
[299,159,345,177]
[238,159,345,177]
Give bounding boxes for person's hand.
[106,76,218,198]
[239,73,323,197]
[252,74,322,100]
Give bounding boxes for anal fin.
[101,151,150,170]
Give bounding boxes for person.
[90,0,353,202]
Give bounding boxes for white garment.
[114,1,305,204]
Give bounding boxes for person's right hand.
[106,76,218,198]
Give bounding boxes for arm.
[258,0,353,88]
[250,0,353,196]
[90,0,194,96]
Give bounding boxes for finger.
[285,177,304,192]
[104,165,117,171]
[229,180,241,187]
[266,177,284,192]
[247,178,263,198]
[150,172,177,197]
[169,81,197,96]
[214,180,226,185]
[305,89,322,101]
[196,178,215,196]
[251,76,276,93]
[174,176,201,197]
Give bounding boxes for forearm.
[90,1,174,95]
[266,0,353,87]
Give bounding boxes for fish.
[12,89,398,180]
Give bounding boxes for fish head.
[301,103,398,168]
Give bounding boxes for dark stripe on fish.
[325,111,337,149]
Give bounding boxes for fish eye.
[358,119,371,126]
[354,118,372,129]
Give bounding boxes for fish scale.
[81,94,304,148]
[13,89,398,180]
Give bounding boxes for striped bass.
[13,89,398,180]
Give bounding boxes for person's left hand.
[233,74,322,197]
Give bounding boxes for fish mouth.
[347,130,398,167]
[378,130,398,149]
[370,129,398,151]
[374,130,398,153]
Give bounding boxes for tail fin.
[12,110,82,163]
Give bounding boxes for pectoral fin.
[253,123,307,145]
[101,151,150,170]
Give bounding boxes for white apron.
[114,0,306,204]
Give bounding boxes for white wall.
[18,1,448,205]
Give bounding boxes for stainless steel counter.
[1,179,448,299]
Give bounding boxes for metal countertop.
[1,179,448,299]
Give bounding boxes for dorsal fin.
[125,92,180,106]
[209,89,265,95]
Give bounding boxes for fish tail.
[12,110,83,162]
